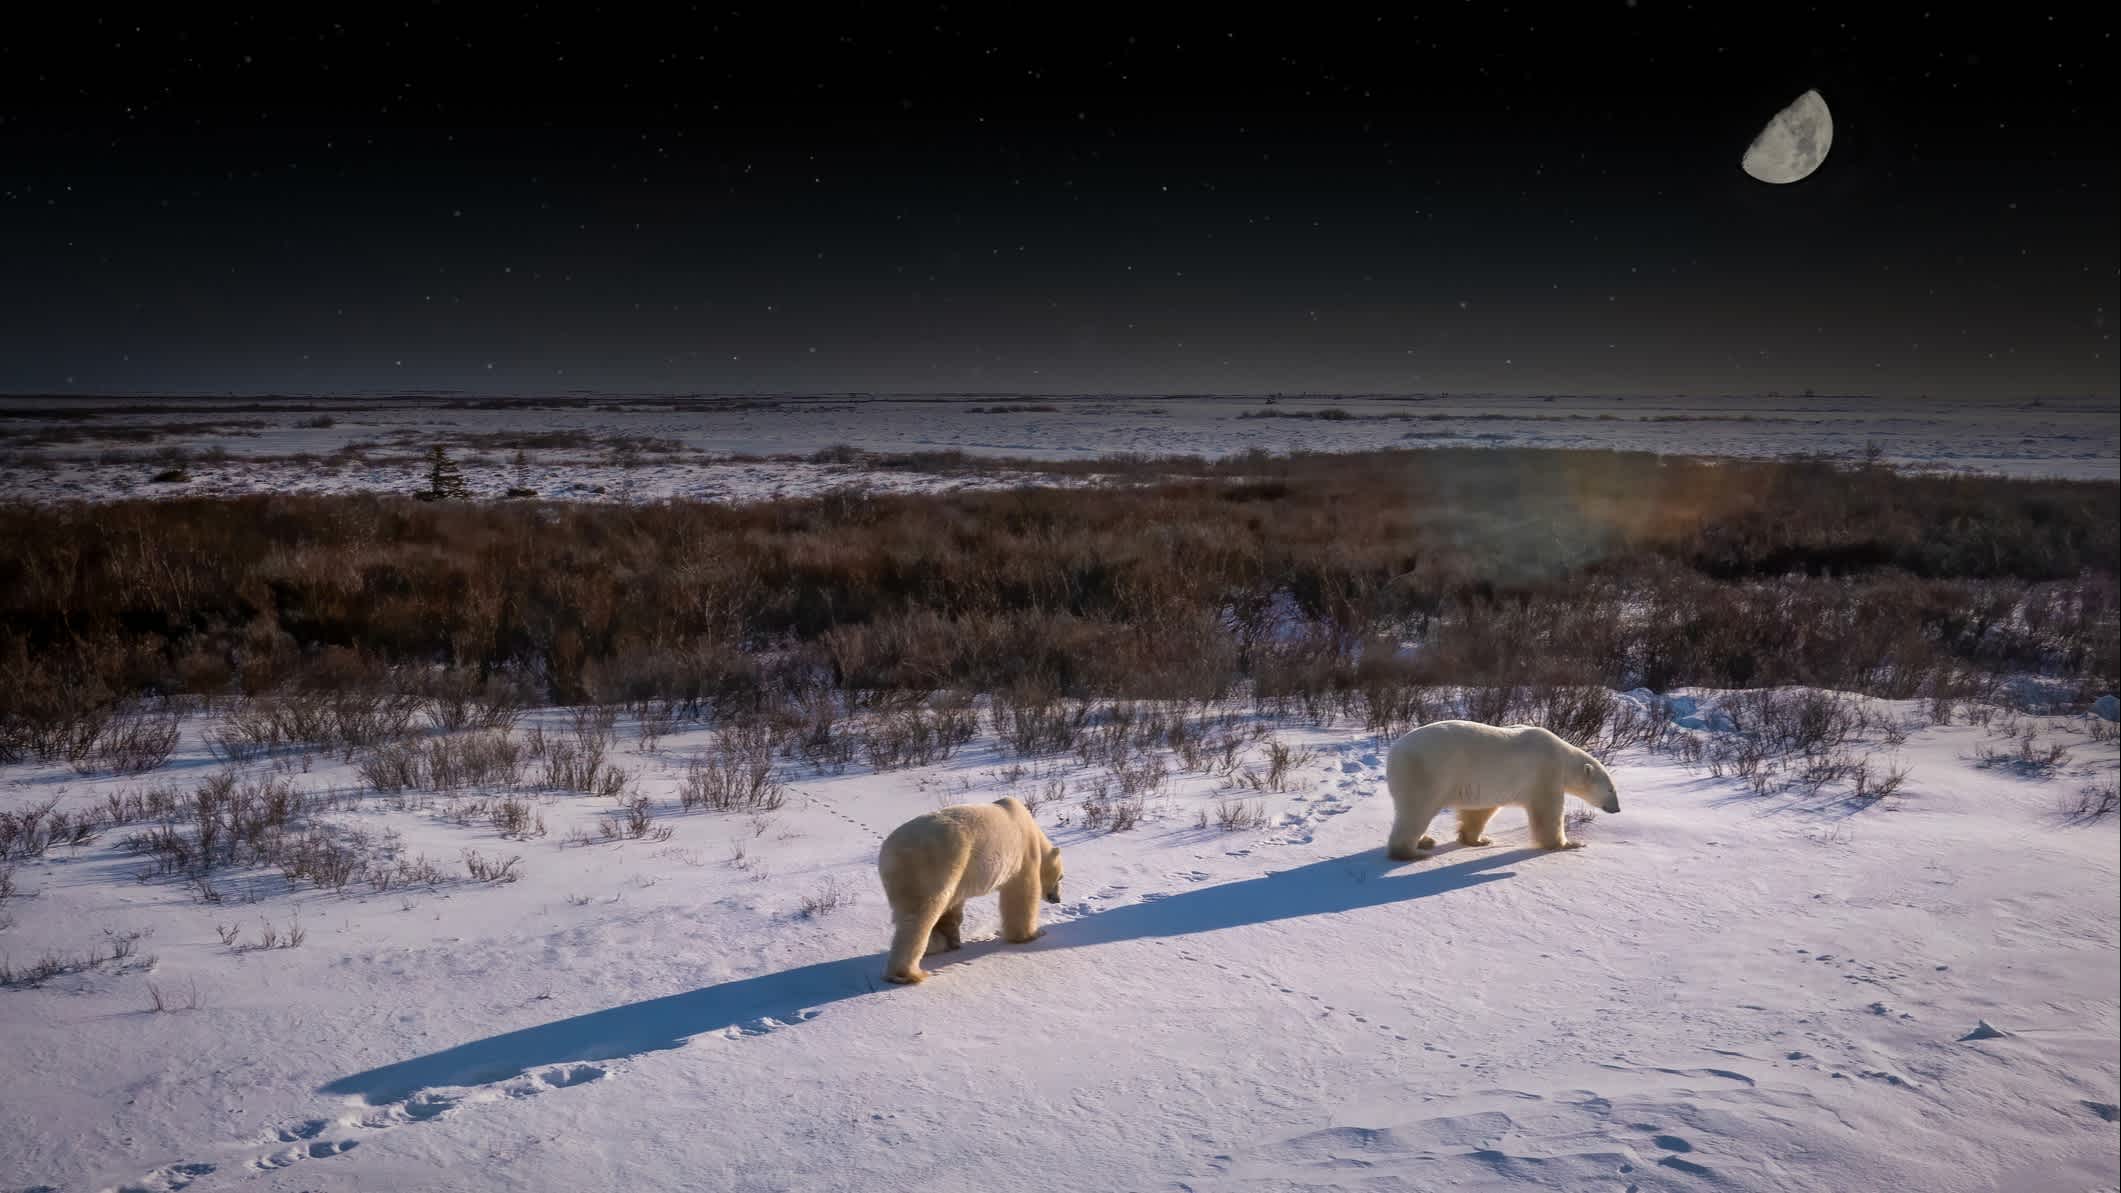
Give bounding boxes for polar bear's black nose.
[1045,891,1061,903]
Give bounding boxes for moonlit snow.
[1,695,2115,1190]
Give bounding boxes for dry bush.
[1851,756,1911,802]
[1975,730,2074,779]
[783,689,858,773]
[0,800,99,859]
[1079,779,1143,832]
[422,670,527,733]
[798,876,852,918]
[1599,698,1677,753]
[1021,777,1066,817]
[146,978,204,1012]
[426,731,525,790]
[263,688,423,756]
[1,798,65,861]
[994,686,1090,756]
[540,710,629,796]
[1,928,153,989]
[1258,738,1316,793]
[633,698,681,749]
[208,699,283,762]
[489,796,547,840]
[1463,684,1522,727]
[240,914,305,951]
[460,848,522,883]
[112,770,412,895]
[679,723,787,812]
[0,451,2111,717]
[860,697,976,771]
[358,739,424,792]
[277,831,365,893]
[368,852,449,892]
[1525,683,1615,748]
[74,707,182,775]
[1106,795,1145,831]
[2065,773,2119,820]
[1112,752,1169,798]
[1210,799,1270,831]
[1791,749,1868,797]
[600,796,670,842]
[1357,676,1435,739]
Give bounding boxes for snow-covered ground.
[2,691,2115,1192]
[1,390,2114,505]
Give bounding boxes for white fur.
[876,797,1062,984]
[1383,720,1620,860]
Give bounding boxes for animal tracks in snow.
[1265,741,1384,846]
[104,1163,216,1193]
[1167,938,1411,1045]
[101,1062,619,1192]
[1213,1060,1834,1189]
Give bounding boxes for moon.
[1742,89,1833,184]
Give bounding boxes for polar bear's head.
[1574,757,1621,814]
[1041,845,1065,904]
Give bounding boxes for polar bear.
[877,796,1063,985]
[1384,720,1620,860]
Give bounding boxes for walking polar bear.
[1385,720,1621,860]
[877,797,1063,985]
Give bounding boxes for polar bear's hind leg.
[1455,806,1499,846]
[884,893,951,984]
[934,902,965,950]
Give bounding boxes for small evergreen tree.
[506,449,536,497]
[420,443,471,500]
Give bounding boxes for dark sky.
[1,6,2113,398]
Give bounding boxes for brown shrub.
[0,450,2110,717]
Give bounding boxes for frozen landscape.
[1,390,2115,505]
[0,687,2115,1193]
[7,2,2114,1188]
[0,403,2115,1193]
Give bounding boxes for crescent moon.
[1742,89,1833,184]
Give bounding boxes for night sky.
[2,7,2113,399]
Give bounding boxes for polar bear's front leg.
[999,877,1046,943]
[1527,796,1583,851]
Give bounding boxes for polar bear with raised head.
[1384,720,1620,860]
[877,796,1063,984]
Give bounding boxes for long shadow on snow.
[321,847,1527,1104]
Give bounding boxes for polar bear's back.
[879,800,1030,902]
[1386,720,1572,802]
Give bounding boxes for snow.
[1,390,2115,506]
[2,693,2115,1192]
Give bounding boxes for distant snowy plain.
[2,391,2114,504]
